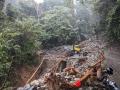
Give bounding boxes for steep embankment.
[16,46,67,87]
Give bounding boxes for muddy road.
[105,45,120,86]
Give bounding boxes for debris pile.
[17,40,105,90]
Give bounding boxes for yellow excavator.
[73,44,81,54]
[64,43,81,56]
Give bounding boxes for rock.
[30,80,40,86]
[24,84,31,89]
[17,87,24,90]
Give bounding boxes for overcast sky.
[34,0,44,4]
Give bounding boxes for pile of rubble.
[17,39,105,90]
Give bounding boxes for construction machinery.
[73,44,81,53]
[64,44,81,56]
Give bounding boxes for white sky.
[34,0,44,4]
[74,0,77,5]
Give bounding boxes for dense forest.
[0,0,120,89]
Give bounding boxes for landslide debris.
[17,39,105,90]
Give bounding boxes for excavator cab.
[64,43,81,56]
[73,44,81,53]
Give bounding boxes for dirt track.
[105,45,120,86]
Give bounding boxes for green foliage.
[6,4,20,21]
[107,4,120,42]
[0,18,41,87]
[95,0,120,42]
[0,31,12,86]
[40,6,77,48]
[0,19,14,86]
[10,20,40,65]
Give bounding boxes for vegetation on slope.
[0,0,77,88]
[95,0,120,42]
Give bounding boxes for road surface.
[105,45,120,86]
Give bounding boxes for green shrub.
[0,18,41,87]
